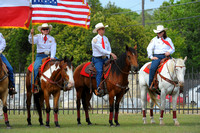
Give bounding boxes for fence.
[1,69,200,115]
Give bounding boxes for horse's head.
[173,56,187,88]
[126,45,139,72]
[59,56,74,91]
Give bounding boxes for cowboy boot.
[8,88,17,95]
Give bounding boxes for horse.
[139,57,187,126]
[26,56,74,127]
[0,57,11,128]
[73,45,139,126]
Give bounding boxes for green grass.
[0,112,199,133]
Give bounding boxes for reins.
[0,64,8,82]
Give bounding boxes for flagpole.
[31,26,35,93]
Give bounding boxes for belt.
[38,52,51,55]
[38,52,45,54]
[93,56,108,59]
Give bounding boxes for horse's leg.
[38,93,44,125]
[83,90,92,125]
[26,87,32,125]
[140,85,147,124]
[150,98,156,124]
[2,94,11,128]
[76,88,82,125]
[53,91,60,128]
[44,90,51,128]
[108,92,115,127]
[114,93,124,126]
[172,92,179,126]
[159,91,166,125]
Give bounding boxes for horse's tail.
[81,88,91,111]
[34,92,43,114]
[148,90,160,107]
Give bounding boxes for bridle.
[158,59,185,95]
[40,61,70,90]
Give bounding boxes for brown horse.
[74,45,138,126]
[26,56,74,127]
[0,57,11,128]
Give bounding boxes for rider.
[0,33,17,95]
[91,22,117,96]
[28,23,57,94]
[147,25,175,90]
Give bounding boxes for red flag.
[31,0,91,29]
[0,0,32,30]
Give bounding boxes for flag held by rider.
[0,0,32,29]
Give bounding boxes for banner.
[31,0,91,29]
[0,0,32,29]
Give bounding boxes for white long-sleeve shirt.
[147,36,175,59]
[0,33,6,52]
[28,33,56,58]
[92,34,111,58]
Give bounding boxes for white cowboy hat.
[153,25,168,33]
[38,23,53,32]
[93,23,108,33]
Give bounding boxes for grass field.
[0,112,199,133]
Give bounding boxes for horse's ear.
[126,45,129,51]
[184,56,187,62]
[172,57,176,62]
[70,56,74,62]
[134,45,137,50]
[64,56,67,62]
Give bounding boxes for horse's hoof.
[56,125,60,128]
[45,125,50,128]
[28,123,32,126]
[88,123,92,125]
[174,121,180,126]
[151,120,156,124]
[160,123,165,126]
[7,126,11,129]
[116,123,120,127]
[110,124,115,127]
[78,123,82,126]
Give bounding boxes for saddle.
[82,59,113,94]
[149,57,170,94]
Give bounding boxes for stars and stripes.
[0,0,32,29]
[31,0,91,29]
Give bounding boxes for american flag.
[31,0,90,29]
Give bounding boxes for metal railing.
[2,69,200,115]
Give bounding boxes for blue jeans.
[0,54,15,87]
[31,54,48,87]
[149,54,171,87]
[92,57,108,88]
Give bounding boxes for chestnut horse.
[26,56,74,127]
[74,45,138,126]
[0,57,11,128]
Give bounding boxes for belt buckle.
[102,56,106,59]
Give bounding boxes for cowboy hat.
[38,23,53,32]
[153,25,168,33]
[93,23,108,33]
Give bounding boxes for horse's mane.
[167,58,185,73]
[111,47,136,76]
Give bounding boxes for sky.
[99,0,174,12]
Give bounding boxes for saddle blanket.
[80,62,111,78]
[28,58,51,72]
[143,60,169,74]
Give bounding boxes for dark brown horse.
[26,56,74,127]
[74,45,138,126]
[0,57,11,128]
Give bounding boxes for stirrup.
[9,88,17,95]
